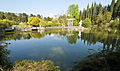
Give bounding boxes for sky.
[0,0,112,17]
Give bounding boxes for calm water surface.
[1,29,120,71]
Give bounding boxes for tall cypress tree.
[93,3,97,16]
[90,3,94,20]
[98,3,103,14]
[107,4,110,11]
[103,6,108,15]
[86,4,90,18]
[82,8,86,20]
[110,0,115,14]
[92,3,97,24]
[79,11,82,21]
[114,0,120,18]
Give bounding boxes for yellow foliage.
[28,17,40,26]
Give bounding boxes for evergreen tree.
[114,0,120,18]
[86,4,90,18]
[103,6,108,15]
[98,3,103,14]
[107,4,110,11]
[110,0,115,14]
[79,11,82,21]
[92,3,97,24]
[82,8,86,20]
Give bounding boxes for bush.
[11,60,60,71]
[82,18,91,28]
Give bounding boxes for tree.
[114,0,120,18]
[82,8,86,20]
[86,4,90,18]
[91,3,97,24]
[104,12,112,23]
[67,4,79,26]
[27,17,40,27]
[37,14,42,19]
[58,14,67,26]
[96,13,104,26]
[82,18,91,28]
[44,17,53,21]
[30,14,36,17]
[52,18,60,26]
[107,4,110,11]
[79,11,82,21]
[98,3,103,14]
[110,0,115,14]
[22,13,28,22]
[0,12,5,19]
[103,6,108,15]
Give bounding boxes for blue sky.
[0,0,112,17]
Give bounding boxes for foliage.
[78,0,120,29]
[58,14,67,26]
[11,60,60,71]
[44,17,53,21]
[110,18,120,28]
[82,18,91,28]
[39,19,47,27]
[52,18,60,26]
[67,4,79,26]
[0,19,14,28]
[27,17,40,26]
[104,12,112,23]
[0,44,12,70]
[96,13,104,26]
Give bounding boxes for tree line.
[0,0,120,29]
[67,0,120,28]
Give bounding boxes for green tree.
[82,8,86,20]
[92,3,97,24]
[58,14,67,26]
[86,4,90,18]
[103,6,108,15]
[114,0,120,18]
[67,4,79,26]
[52,18,60,26]
[44,17,53,21]
[79,11,82,21]
[37,14,42,19]
[110,0,115,14]
[98,3,103,14]
[96,13,104,26]
[104,12,112,23]
[82,18,91,28]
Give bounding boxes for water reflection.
[0,43,12,70]
[0,29,120,71]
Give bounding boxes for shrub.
[82,18,91,28]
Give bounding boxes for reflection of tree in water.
[0,44,12,70]
[81,30,120,50]
[66,31,79,44]
[0,31,31,42]
[30,32,46,39]
[73,30,120,71]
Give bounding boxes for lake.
[0,29,120,71]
